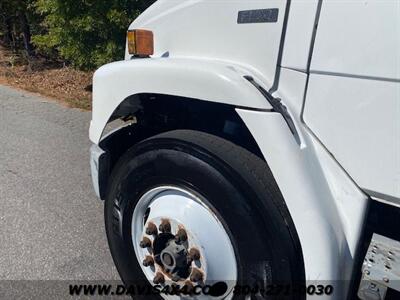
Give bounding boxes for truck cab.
[90,1,400,299]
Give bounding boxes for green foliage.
[32,0,155,70]
[0,0,155,70]
[0,0,40,54]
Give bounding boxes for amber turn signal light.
[127,29,154,56]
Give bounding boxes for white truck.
[89,1,400,299]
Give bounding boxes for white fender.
[236,67,369,299]
[89,58,273,144]
[237,109,368,299]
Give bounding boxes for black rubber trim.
[306,0,323,74]
[244,75,301,145]
[269,0,291,94]
[97,150,110,200]
[300,0,323,120]
[98,124,143,199]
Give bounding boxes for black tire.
[105,130,305,299]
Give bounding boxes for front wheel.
[105,130,305,299]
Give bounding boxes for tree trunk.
[4,17,15,49]
[18,12,33,57]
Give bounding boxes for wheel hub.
[159,237,191,280]
[132,186,237,299]
[141,220,201,283]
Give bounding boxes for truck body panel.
[303,0,400,200]
[304,75,400,200]
[90,1,400,298]
[127,0,287,87]
[238,108,368,298]
[281,0,320,71]
[310,1,400,80]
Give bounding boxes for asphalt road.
[0,85,122,296]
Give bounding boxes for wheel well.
[98,94,265,197]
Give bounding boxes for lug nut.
[153,272,165,284]
[183,281,194,294]
[190,268,203,283]
[139,237,152,248]
[188,248,201,262]
[143,255,154,267]
[175,228,188,243]
[159,219,171,233]
[146,222,158,235]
